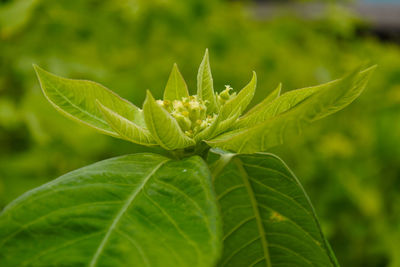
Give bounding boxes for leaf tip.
[145,90,154,100]
[32,64,44,77]
[251,71,257,82]
[203,48,209,62]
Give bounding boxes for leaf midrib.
[89,159,169,267]
[234,158,272,267]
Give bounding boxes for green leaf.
[208,149,339,267]
[219,72,257,121]
[34,65,145,138]
[236,79,333,129]
[143,91,195,150]
[194,108,241,142]
[0,154,221,267]
[197,49,217,114]
[96,100,157,146]
[208,66,375,153]
[242,83,281,119]
[194,70,257,142]
[163,63,189,101]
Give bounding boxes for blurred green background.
[1,0,400,266]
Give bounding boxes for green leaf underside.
[208,150,339,267]
[163,63,189,101]
[34,65,145,138]
[96,101,157,146]
[208,66,375,153]
[0,154,221,267]
[243,83,281,119]
[197,49,218,114]
[143,91,195,150]
[219,72,257,121]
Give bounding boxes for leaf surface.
[197,49,217,114]
[219,72,257,121]
[96,100,157,146]
[235,79,334,129]
[243,83,281,119]
[163,63,189,101]
[208,149,339,267]
[143,91,195,149]
[208,66,375,153]
[34,65,145,138]
[0,154,221,267]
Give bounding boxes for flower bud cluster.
[217,85,236,106]
[157,95,216,137]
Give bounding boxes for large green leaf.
[34,65,145,138]
[197,49,218,114]
[208,149,339,267]
[0,154,221,267]
[208,66,375,153]
[143,91,195,150]
[163,63,189,101]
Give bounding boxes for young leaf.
[219,72,257,121]
[235,78,339,129]
[163,63,189,101]
[194,71,257,142]
[0,154,222,267]
[143,91,195,150]
[208,66,375,153]
[197,49,218,114]
[243,83,281,119]
[96,100,157,146]
[208,149,340,267]
[34,65,145,138]
[194,108,241,142]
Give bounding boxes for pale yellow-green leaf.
[208,66,376,153]
[197,49,217,114]
[194,108,241,142]
[243,83,282,119]
[96,100,157,146]
[143,91,195,150]
[163,63,189,101]
[34,65,145,138]
[235,78,339,129]
[219,72,257,121]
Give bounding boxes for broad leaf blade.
[208,150,339,267]
[220,72,257,121]
[197,49,217,114]
[163,63,189,101]
[96,100,157,146]
[143,91,195,150]
[0,154,221,267]
[208,66,375,153]
[34,65,145,138]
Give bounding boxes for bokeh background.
[1,0,400,266]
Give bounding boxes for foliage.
[0,48,373,266]
[33,52,373,154]
[0,154,221,266]
[1,0,400,266]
